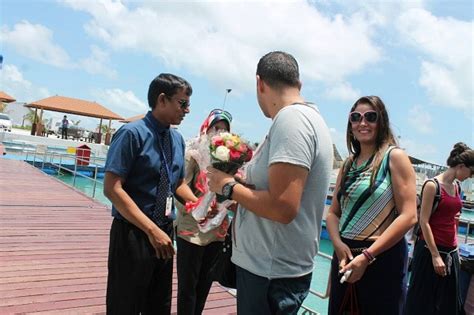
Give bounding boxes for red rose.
[229,148,241,161]
[245,149,253,162]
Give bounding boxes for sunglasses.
[165,94,190,110]
[349,110,378,124]
[209,108,233,122]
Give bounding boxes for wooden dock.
[0,159,236,314]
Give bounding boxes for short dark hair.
[147,73,193,109]
[256,51,301,89]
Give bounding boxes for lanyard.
[157,131,173,194]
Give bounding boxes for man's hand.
[207,167,234,194]
[147,226,175,260]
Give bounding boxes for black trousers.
[61,127,68,139]
[106,218,174,315]
[176,237,222,315]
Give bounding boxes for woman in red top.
[405,142,474,315]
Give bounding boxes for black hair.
[147,73,192,109]
[256,51,301,89]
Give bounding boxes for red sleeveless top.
[421,184,462,247]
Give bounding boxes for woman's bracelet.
[362,249,376,264]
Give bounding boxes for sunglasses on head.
[210,108,233,121]
[349,110,378,124]
[164,94,190,110]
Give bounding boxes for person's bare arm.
[175,178,198,204]
[103,172,175,259]
[207,162,308,224]
[419,181,447,276]
[341,149,417,282]
[326,166,354,270]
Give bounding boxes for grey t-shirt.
[232,103,333,278]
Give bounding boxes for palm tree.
[0,103,7,113]
[24,109,39,125]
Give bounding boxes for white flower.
[214,145,230,162]
[219,132,233,140]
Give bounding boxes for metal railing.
[6,138,473,315]
[300,251,333,315]
[460,214,474,244]
[25,148,106,199]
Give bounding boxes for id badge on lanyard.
[165,193,173,217]
[158,132,174,218]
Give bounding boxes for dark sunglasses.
[209,108,232,121]
[349,110,378,124]
[165,94,190,110]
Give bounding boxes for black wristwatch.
[222,181,238,200]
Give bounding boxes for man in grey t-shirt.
[208,51,333,314]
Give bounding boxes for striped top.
[338,146,397,241]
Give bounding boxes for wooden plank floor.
[0,159,236,314]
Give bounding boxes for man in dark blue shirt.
[104,73,198,314]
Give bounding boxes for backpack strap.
[413,178,441,239]
[420,178,441,215]
[455,179,462,196]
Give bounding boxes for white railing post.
[73,155,78,187]
[92,165,99,198]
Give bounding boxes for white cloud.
[0,21,72,68]
[79,46,117,79]
[397,9,473,111]
[408,105,433,134]
[400,138,438,162]
[0,64,50,102]
[419,61,470,110]
[1,22,117,78]
[60,0,382,91]
[325,81,360,102]
[92,88,147,118]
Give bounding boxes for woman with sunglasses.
[175,109,233,315]
[326,96,417,314]
[405,143,473,315]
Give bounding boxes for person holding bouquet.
[175,109,233,315]
[207,51,333,314]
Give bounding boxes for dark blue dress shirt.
[105,111,185,226]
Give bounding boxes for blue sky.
[1,0,472,165]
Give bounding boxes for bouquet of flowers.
[185,131,253,233]
[210,132,253,201]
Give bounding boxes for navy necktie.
[153,130,172,225]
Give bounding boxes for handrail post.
[59,153,63,176]
[92,164,98,198]
[41,150,46,170]
[73,154,78,187]
[465,221,470,244]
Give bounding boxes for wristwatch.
[222,181,238,200]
